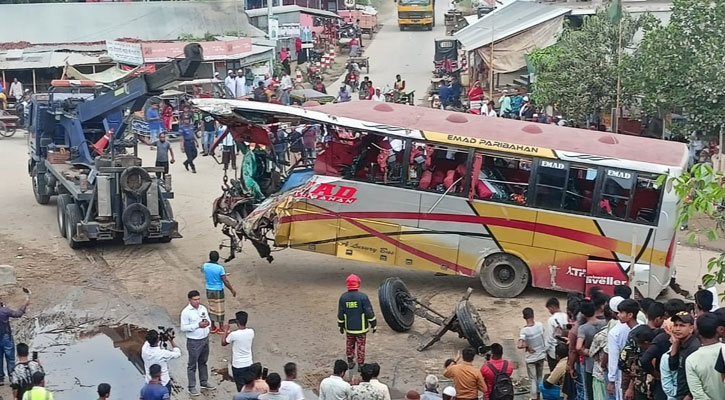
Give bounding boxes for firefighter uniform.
[337,274,376,370]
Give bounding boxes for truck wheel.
[378,277,415,332]
[455,300,490,354]
[32,167,50,205]
[122,203,152,234]
[65,203,83,249]
[56,194,74,238]
[479,253,530,298]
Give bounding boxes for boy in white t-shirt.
[223,311,255,391]
[280,362,304,400]
[518,307,547,400]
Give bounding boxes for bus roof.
[312,102,688,168]
[191,98,689,171]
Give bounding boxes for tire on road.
[455,300,490,354]
[65,203,83,249]
[122,203,152,234]
[32,166,50,205]
[378,277,415,332]
[56,194,74,238]
[479,253,530,298]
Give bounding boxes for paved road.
[331,0,449,102]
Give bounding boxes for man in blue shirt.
[140,364,170,400]
[178,117,198,173]
[146,103,163,144]
[201,251,236,334]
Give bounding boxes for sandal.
[210,326,219,334]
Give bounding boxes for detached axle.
[377,277,490,353]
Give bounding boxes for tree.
[661,163,725,299]
[528,8,647,125]
[634,0,725,134]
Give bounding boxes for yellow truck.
[397,0,435,30]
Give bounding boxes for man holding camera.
[222,311,255,391]
[142,329,182,394]
[180,290,215,396]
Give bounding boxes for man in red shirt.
[480,343,513,400]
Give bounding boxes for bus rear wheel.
[479,253,529,298]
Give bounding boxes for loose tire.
[32,167,50,205]
[122,203,152,234]
[65,203,83,249]
[455,300,490,353]
[378,277,415,332]
[479,253,530,297]
[56,194,74,238]
[119,166,151,197]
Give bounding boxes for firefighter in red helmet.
[338,274,377,372]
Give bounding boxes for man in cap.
[225,70,237,98]
[666,311,700,400]
[441,387,456,400]
[370,87,385,102]
[405,391,420,400]
[337,274,376,372]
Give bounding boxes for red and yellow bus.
[196,99,688,298]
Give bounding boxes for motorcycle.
[384,88,415,105]
[307,63,322,83]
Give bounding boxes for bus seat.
[474,180,494,199]
[431,170,446,187]
[419,170,432,189]
[630,188,659,221]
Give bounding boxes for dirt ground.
[1,128,723,400]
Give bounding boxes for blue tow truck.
[27,43,203,248]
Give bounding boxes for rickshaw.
[289,89,335,105]
[434,38,460,76]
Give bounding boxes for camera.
[158,326,175,349]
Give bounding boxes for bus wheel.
[479,253,529,297]
[378,277,415,332]
[455,300,490,354]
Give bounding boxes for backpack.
[488,361,514,400]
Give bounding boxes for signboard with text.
[106,40,144,66]
[141,39,253,63]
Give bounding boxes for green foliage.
[177,32,217,42]
[633,0,725,134]
[529,9,647,125]
[665,163,725,299]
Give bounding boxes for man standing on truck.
[338,274,376,372]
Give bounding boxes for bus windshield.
[398,0,432,5]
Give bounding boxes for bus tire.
[455,300,490,354]
[479,253,530,298]
[378,277,415,332]
[56,194,74,238]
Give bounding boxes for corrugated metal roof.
[245,5,341,19]
[454,0,570,50]
[0,50,104,70]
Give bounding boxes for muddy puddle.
[32,323,150,399]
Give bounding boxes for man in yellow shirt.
[22,371,53,400]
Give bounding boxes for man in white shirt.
[482,101,497,117]
[369,363,391,400]
[225,70,237,98]
[8,78,23,100]
[517,307,547,399]
[319,360,351,400]
[180,290,215,396]
[235,69,247,98]
[280,72,293,106]
[141,329,182,394]
[607,298,640,400]
[370,87,385,102]
[223,311,255,391]
[544,297,568,371]
[280,362,304,400]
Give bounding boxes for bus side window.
[629,176,662,224]
[533,160,568,210]
[596,170,634,220]
[564,167,598,214]
[473,154,530,204]
[417,145,468,195]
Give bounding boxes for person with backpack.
[480,343,513,400]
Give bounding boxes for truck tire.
[455,300,490,354]
[32,167,50,205]
[56,194,74,238]
[65,203,83,249]
[479,253,530,298]
[122,203,152,234]
[378,277,415,332]
[119,166,151,197]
